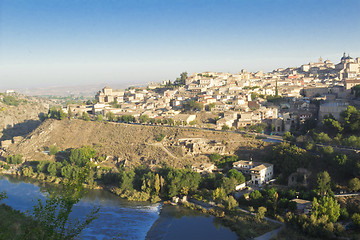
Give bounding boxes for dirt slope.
[6,119,272,168]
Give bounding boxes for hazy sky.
[0,0,360,90]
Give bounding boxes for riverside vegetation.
[0,170,100,240]
[1,106,360,239]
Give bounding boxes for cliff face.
[0,94,50,140]
[5,119,272,168]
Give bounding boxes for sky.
[0,0,360,90]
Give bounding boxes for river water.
[0,174,238,240]
[0,174,159,239]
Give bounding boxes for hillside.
[5,119,273,168]
[0,93,50,140]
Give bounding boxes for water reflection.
[0,174,160,240]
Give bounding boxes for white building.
[250,163,274,186]
[233,160,274,186]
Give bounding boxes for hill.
[4,119,272,168]
[0,93,50,140]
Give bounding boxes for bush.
[6,154,23,164]
[49,145,59,156]
[155,134,165,142]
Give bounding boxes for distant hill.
[5,119,272,168]
[0,93,50,140]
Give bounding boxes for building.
[319,101,349,120]
[95,86,124,103]
[250,163,274,185]
[233,160,274,186]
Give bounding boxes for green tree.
[270,143,310,180]
[22,166,34,177]
[317,171,332,196]
[174,72,188,85]
[352,213,360,229]
[209,153,222,163]
[183,100,203,112]
[31,170,100,239]
[222,124,230,131]
[6,154,23,164]
[255,207,267,222]
[106,112,115,122]
[47,162,62,176]
[321,117,343,136]
[212,187,226,202]
[49,145,59,156]
[82,112,91,121]
[312,196,340,222]
[349,178,360,192]
[37,161,49,173]
[96,114,103,122]
[227,169,245,184]
[139,114,150,123]
[224,195,238,211]
[341,106,360,133]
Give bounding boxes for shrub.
[6,154,23,164]
[155,134,165,142]
[49,145,59,156]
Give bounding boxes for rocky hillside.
[5,119,273,168]
[0,93,50,140]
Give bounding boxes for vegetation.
[0,171,100,239]
[6,154,23,164]
[183,100,203,112]
[0,94,25,106]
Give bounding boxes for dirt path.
[149,142,177,158]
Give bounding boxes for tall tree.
[317,171,332,196]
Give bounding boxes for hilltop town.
[60,53,360,134]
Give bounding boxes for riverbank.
[0,174,160,239]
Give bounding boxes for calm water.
[0,174,160,240]
[0,174,238,240]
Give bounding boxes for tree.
[47,162,62,176]
[22,166,34,177]
[270,143,310,180]
[349,178,360,192]
[106,112,115,122]
[206,103,216,111]
[139,114,150,124]
[96,114,103,122]
[317,171,332,196]
[227,169,245,184]
[255,207,267,222]
[183,100,203,112]
[341,106,360,133]
[220,177,237,194]
[212,187,226,202]
[49,145,59,155]
[224,195,238,211]
[312,196,340,223]
[31,170,100,239]
[352,213,360,229]
[6,154,23,164]
[174,72,187,85]
[209,153,222,163]
[37,161,49,173]
[322,117,343,136]
[82,112,91,121]
[222,124,230,131]
[283,131,295,141]
[351,85,360,97]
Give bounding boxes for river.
[0,174,238,240]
